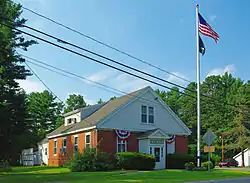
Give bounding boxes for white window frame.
[116,137,127,153]
[53,140,57,156]
[63,137,67,153]
[141,105,155,124]
[85,132,91,148]
[148,106,154,124]
[74,135,78,152]
[45,147,48,156]
[141,105,147,123]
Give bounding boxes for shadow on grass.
[11,166,62,173]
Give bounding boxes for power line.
[22,24,202,98]
[25,62,102,128]
[24,62,63,102]
[22,54,180,106]
[22,6,192,83]
[1,22,197,100]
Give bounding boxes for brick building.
[46,86,191,169]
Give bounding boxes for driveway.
[186,177,250,183]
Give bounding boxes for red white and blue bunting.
[115,129,131,140]
[167,135,176,144]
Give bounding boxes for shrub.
[201,156,215,169]
[167,154,195,169]
[66,147,114,172]
[201,161,214,170]
[184,162,195,171]
[116,152,155,170]
[0,160,12,172]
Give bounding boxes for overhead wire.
[0,21,198,100]
[22,6,192,83]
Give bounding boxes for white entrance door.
[150,146,165,169]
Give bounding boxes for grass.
[0,166,250,183]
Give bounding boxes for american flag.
[198,13,219,43]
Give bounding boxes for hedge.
[116,152,155,170]
[167,154,215,169]
[167,154,195,169]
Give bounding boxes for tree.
[225,84,250,167]
[97,98,104,104]
[26,90,64,140]
[0,0,36,164]
[64,94,86,113]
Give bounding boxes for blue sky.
[15,0,250,104]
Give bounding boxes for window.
[141,105,147,123]
[63,138,67,153]
[74,136,78,152]
[45,148,47,155]
[141,105,154,124]
[85,134,91,148]
[148,106,154,123]
[73,118,77,123]
[117,138,127,152]
[67,118,72,124]
[149,147,152,155]
[53,140,57,155]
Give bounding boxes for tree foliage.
[64,94,86,113]
[156,73,250,161]
[0,0,36,164]
[26,90,64,140]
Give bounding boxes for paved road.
[216,167,250,171]
[186,177,250,183]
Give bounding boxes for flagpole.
[196,4,201,167]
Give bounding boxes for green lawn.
[0,166,250,183]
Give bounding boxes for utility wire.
[0,22,197,100]
[22,24,203,98]
[24,62,102,128]
[23,55,180,106]
[24,62,63,102]
[22,6,192,83]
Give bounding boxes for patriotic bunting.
[115,129,131,140]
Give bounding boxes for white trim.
[116,137,127,153]
[233,148,249,159]
[53,139,57,156]
[85,132,91,148]
[73,134,79,138]
[48,126,96,139]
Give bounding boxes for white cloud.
[115,73,154,92]
[86,69,117,84]
[166,72,188,87]
[17,79,45,93]
[210,15,217,22]
[207,64,235,77]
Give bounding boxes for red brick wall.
[48,130,97,166]
[97,130,138,155]
[175,135,188,154]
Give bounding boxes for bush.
[167,154,195,169]
[66,147,114,172]
[201,156,215,169]
[184,162,195,171]
[116,152,155,170]
[0,160,12,172]
[201,161,214,170]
